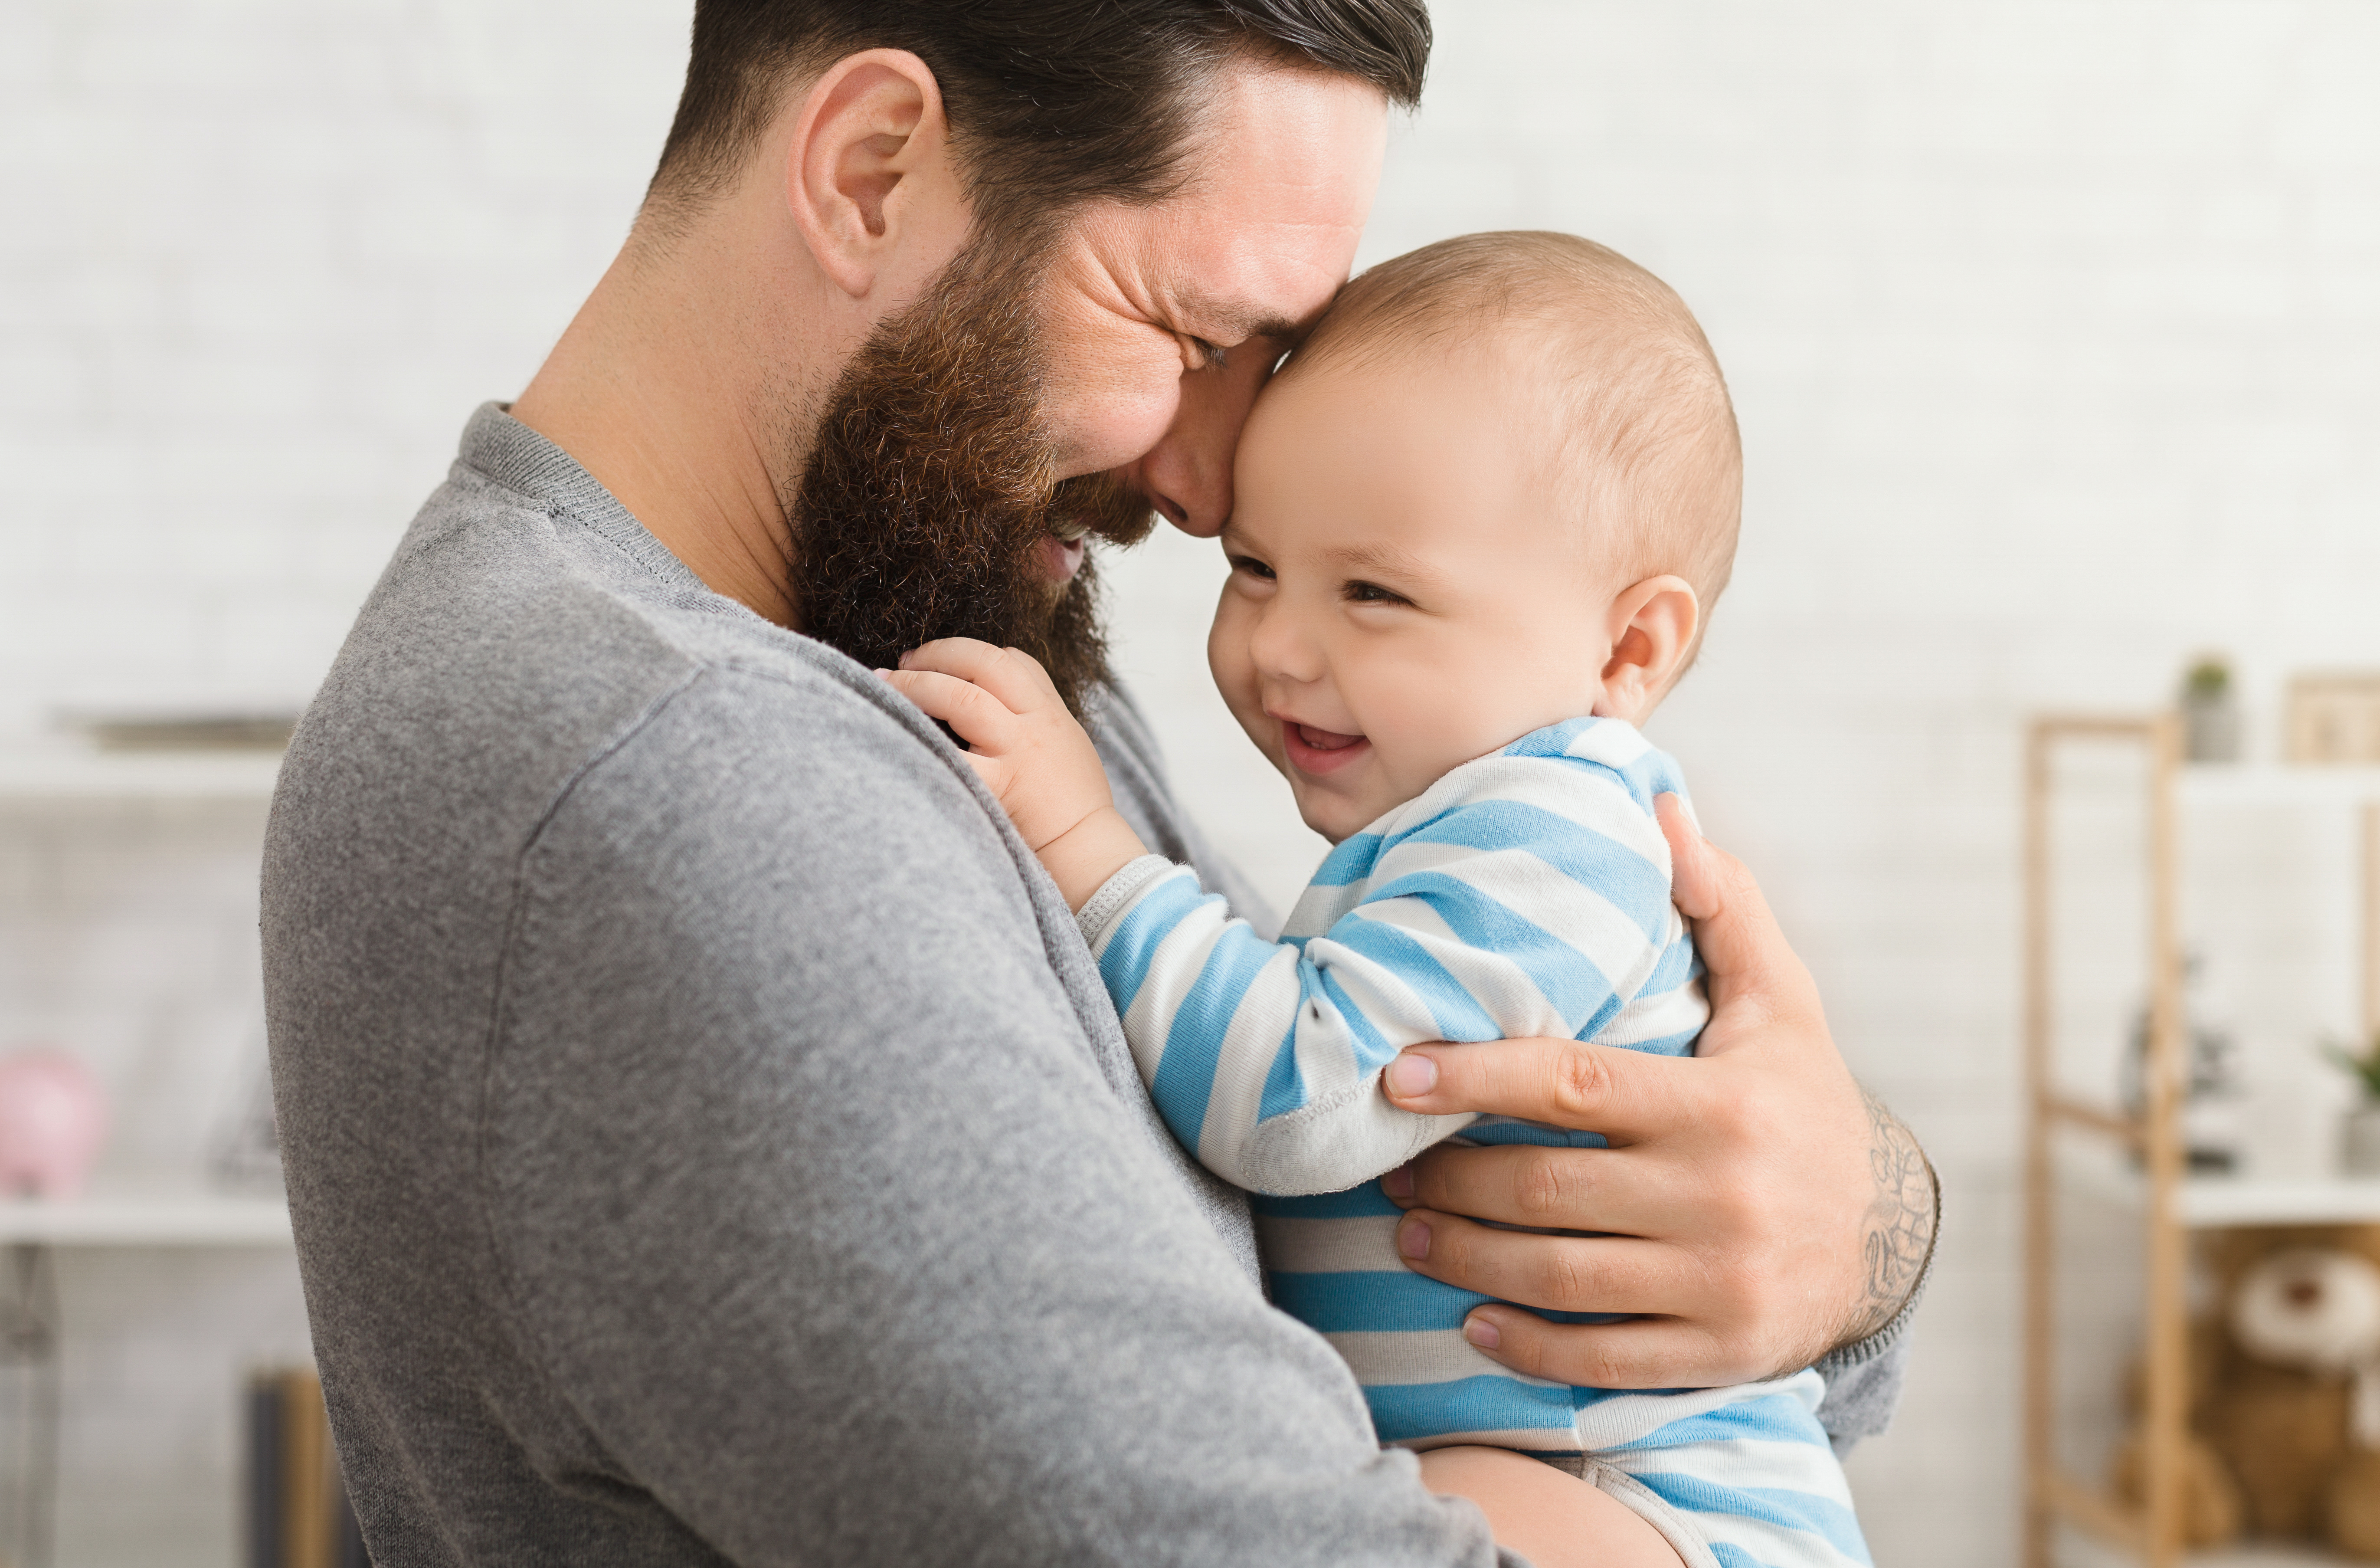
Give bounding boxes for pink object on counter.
[0,1051,108,1200]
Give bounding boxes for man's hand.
[879,639,1149,909]
[1377,794,1937,1388]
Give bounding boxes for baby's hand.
[880,639,1149,910]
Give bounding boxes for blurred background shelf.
[0,1190,291,1247]
[2177,1176,2380,1228]
[0,749,282,804]
[2178,765,2380,809]
[2064,1536,2348,1568]
[2064,1161,2380,1228]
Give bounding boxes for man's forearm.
[1838,1087,1939,1350]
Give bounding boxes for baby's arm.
[878,638,1151,908]
[888,640,1696,1200]
[1075,853,1478,1190]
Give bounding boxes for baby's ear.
[1594,575,1700,723]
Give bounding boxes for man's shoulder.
[268,444,1014,936]
[542,658,1032,902]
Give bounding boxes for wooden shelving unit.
[2023,715,2380,1568]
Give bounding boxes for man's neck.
[511,225,825,628]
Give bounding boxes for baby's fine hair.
[1290,231,1743,612]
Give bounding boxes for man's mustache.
[1045,470,1159,549]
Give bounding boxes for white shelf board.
[0,1191,291,1246]
[2177,763,2380,807]
[0,748,282,803]
[2178,1175,2380,1227]
[2063,1155,2380,1228]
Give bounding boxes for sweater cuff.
[1075,855,1181,950]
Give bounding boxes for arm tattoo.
[1843,1086,1938,1345]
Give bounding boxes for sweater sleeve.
[1078,758,1701,1197]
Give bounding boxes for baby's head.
[1210,231,1742,843]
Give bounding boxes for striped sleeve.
[1076,753,1690,1197]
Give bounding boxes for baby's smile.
[1279,716,1371,775]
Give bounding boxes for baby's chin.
[1287,777,1388,846]
[1235,711,1382,841]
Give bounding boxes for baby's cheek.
[1363,661,1475,758]
[1205,600,1264,732]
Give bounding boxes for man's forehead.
[1131,63,1386,340]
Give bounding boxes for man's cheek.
[1042,344,1182,478]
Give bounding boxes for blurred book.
[2286,672,2380,764]
[246,1367,367,1568]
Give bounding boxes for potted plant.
[2324,1029,2380,1176]
[2181,655,2241,763]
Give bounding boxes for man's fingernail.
[1464,1314,1501,1351]
[874,668,894,678]
[1387,1053,1437,1098]
[1381,1165,1415,1201]
[1397,1217,1431,1261]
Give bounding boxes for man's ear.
[1594,575,1701,723]
[786,50,960,300]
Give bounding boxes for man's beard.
[789,231,1156,717]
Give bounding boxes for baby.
[887,232,1869,1568]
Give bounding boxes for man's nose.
[1123,345,1274,539]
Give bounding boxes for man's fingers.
[1388,1139,1696,1237]
[901,637,1058,715]
[1457,1309,1763,1392]
[1391,1210,1690,1319]
[875,668,1018,752]
[1650,793,1822,1054]
[1382,1035,1691,1145]
[1653,794,1718,921]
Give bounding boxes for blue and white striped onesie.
[1077,718,1870,1568]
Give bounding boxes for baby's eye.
[1228,553,1276,581]
[1344,580,1410,606]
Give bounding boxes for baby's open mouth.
[1282,720,1369,774]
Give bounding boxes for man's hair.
[648,0,1430,235]
[1292,231,1744,613]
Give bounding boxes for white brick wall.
[6,2,2378,1563]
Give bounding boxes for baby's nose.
[1247,607,1326,684]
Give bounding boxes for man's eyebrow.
[1176,291,1313,346]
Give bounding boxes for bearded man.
[261,3,1936,1564]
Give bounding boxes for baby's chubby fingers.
[900,638,1064,717]
[881,641,1124,875]
[875,666,1021,757]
